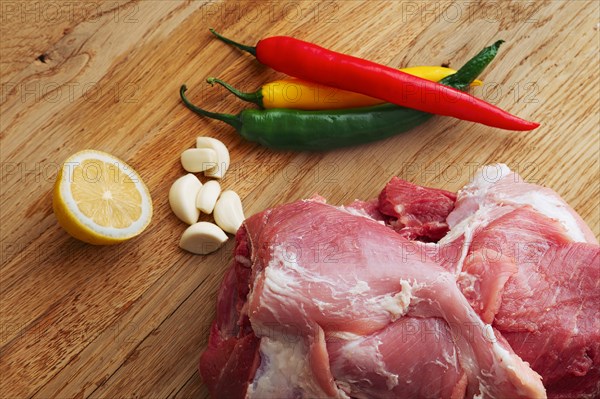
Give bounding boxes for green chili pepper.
[180,41,503,151]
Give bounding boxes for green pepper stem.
[209,28,257,57]
[207,77,264,108]
[180,85,242,131]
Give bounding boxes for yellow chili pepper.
[207,66,483,111]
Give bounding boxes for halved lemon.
[52,150,153,245]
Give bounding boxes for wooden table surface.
[1,1,598,397]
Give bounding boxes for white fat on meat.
[348,280,370,295]
[449,164,597,244]
[257,247,419,327]
[334,337,399,392]
[368,279,416,321]
[438,204,511,274]
[338,206,386,226]
[247,337,350,399]
[441,163,597,279]
[507,191,587,242]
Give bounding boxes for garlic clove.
[181,148,218,173]
[169,174,202,224]
[196,180,221,214]
[179,222,228,254]
[213,190,245,234]
[196,137,230,179]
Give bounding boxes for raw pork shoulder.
[200,165,599,399]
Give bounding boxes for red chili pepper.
[210,29,539,131]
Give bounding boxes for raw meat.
[440,165,600,398]
[378,177,457,241]
[200,164,599,398]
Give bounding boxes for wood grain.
[1,0,598,397]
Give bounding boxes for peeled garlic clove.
[196,137,230,179]
[181,148,218,173]
[169,174,202,224]
[213,190,245,234]
[179,222,228,255]
[196,180,221,214]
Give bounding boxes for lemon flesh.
[53,150,152,245]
